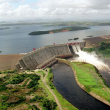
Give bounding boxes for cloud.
[0,0,24,3]
[0,0,110,21]
[35,0,110,15]
[0,3,13,16]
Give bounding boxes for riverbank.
[57,58,110,106]
[39,68,78,110]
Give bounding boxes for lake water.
[0,24,110,55]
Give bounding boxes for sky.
[0,0,110,22]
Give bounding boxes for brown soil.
[18,78,30,86]
[0,54,23,71]
[26,94,35,102]
[30,103,42,110]
[6,84,16,88]
[84,36,105,48]
[7,104,29,110]
[7,96,20,103]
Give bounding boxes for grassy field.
[71,62,110,103]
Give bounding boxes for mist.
[72,45,110,71]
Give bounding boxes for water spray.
[72,45,109,71]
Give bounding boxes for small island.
[28,26,90,35]
[73,37,79,40]
[86,35,93,37]
[0,27,10,30]
[68,38,79,41]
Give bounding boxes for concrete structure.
[16,42,85,71]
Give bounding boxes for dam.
[15,42,85,71]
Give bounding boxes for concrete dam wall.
[16,42,85,71]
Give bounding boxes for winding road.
[35,69,62,110]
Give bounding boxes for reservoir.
[52,63,110,110]
[0,25,110,54]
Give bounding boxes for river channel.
[51,63,110,110]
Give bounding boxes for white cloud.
[0,3,13,16]
[0,0,24,3]
[0,0,110,21]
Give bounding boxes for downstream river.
[0,24,110,54]
[52,63,110,110]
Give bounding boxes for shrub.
[8,96,25,105]
[0,102,9,110]
[30,95,44,102]
[0,95,9,102]
[27,80,39,88]
[8,74,26,84]
[22,78,29,87]
[42,99,57,110]
[0,84,7,92]
[32,105,40,110]
[27,74,40,88]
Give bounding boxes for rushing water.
[1,24,110,54]
[71,45,110,87]
[52,63,110,110]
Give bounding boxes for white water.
[72,45,109,71]
[72,45,77,53]
[76,44,81,52]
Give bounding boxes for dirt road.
[35,69,62,110]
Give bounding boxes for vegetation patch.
[0,70,17,74]
[0,72,41,110]
[22,78,30,87]
[42,99,57,110]
[0,68,78,110]
[38,70,46,77]
[83,42,110,58]
[71,62,110,102]
[30,95,44,102]
[46,69,55,89]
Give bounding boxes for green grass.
[71,62,110,102]
[0,102,9,110]
[37,71,46,77]
[38,74,55,101]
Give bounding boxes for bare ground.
[0,54,23,71]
